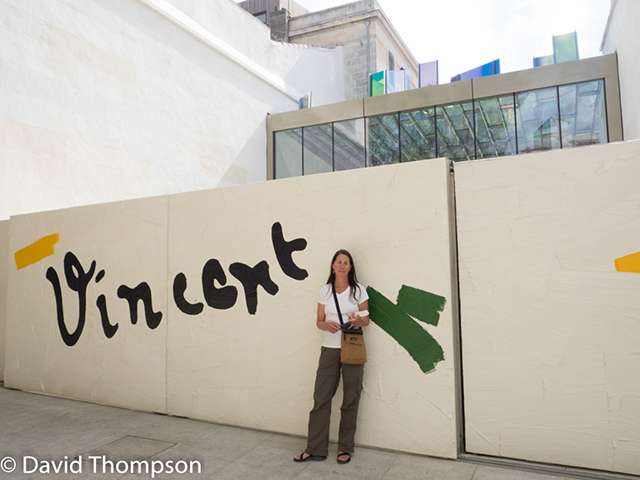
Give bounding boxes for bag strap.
[332,283,345,326]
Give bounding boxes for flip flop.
[293,453,327,462]
[337,452,351,464]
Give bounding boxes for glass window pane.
[400,108,436,162]
[475,95,516,158]
[516,87,560,153]
[303,124,333,175]
[367,114,399,166]
[436,102,475,161]
[559,80,607,148]
[274,128,302,179]
[334,119,365,171]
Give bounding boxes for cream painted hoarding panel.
[166,159,458,458]
[0,219,9,381]
[456,141,640,475]
[5,197,168,412]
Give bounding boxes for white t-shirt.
[317,282,369,349]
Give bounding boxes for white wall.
[159,0,344,104]
[0,0,343,221]
[601,0,640,141]
[6,159,459,458]
[456,141,640,476]
[0,220,9,381]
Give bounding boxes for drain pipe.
[365,20,371,97]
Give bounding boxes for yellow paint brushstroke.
[14,233,60,270]
[615,251,640,273]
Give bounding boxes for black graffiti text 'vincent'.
[172,222,307,316]
[46,252,95,347]
[47,222,308,346]
[46,252,163,347]
[272,221,308,280]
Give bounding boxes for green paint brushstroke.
[367,286,445,374]
[396,285,446,326]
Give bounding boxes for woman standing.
[294,249,369,465]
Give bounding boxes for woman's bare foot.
[337,452,351,464]
[293,452,326,462]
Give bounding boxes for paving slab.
[0,385,624,480]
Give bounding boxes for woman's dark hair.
[326,249,361,301]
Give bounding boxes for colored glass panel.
[553,32,579,64]
[298,92,311,109]
[370,71,385,96]
[533,54,554,68]
[451,60,500,82]
[387,70,410,94]
[419,61,439,87]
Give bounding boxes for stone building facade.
[240,0,419,100]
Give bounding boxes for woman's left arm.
[349,300,370,327]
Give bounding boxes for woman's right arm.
[317,303,341,333]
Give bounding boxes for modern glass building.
[268,54,622,179]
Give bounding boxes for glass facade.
[334,119,366,171]
[367,114,399,166]
[475,95,517,158]
[436,102,475,161]
[516,87,560,153]
[559,80,607,148]
[303,124,332,175]
[274,79,608,179]
[274,128,302,179]
[274,120,367,179]
[400,109,436,163]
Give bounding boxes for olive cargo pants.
[305,347,364,456]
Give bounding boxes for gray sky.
[284,0,612,83]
